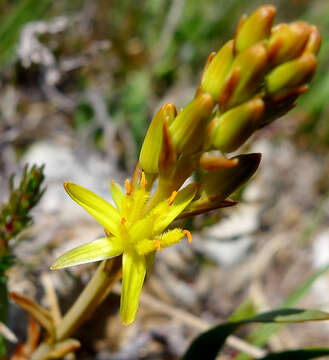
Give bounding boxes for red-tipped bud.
[266,53,317,94]
[139,103,176,174]
[219,43,267,111]
[207,97,265,153]
[198,153,261,202]
[235,5,276,53]
[200,153,239,171]
[201,40,234,100]
[303,25,322,55]
[268,22,311,65]
[169,93,214,155]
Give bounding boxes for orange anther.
[120,217,127,225]
[125,179,132,195]
[155,239,162,251]
[141,171,147,188]
[104,228,112,237]
[182,230,192,243]
[168,191,178,206]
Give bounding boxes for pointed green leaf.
[182,308,329,360]
[51,238,123,270]
[236,263,329,360]
[64,182,121,236]
[228,299,257,322]
[120,252,146,325]
[153,183,197,233]
[259,348,329,360]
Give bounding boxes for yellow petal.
[64,182,121,236]
[135,229,184,256]
[129,214,156,242]
[120,252,146,325]
[159,228,185,247]
[153,183,197,233]
[109,181,125,212]
[51,237,123,270]
[135,239,157,255]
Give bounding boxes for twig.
[41,273,62,325]
[0,321,17,343]
[228,231,293,292]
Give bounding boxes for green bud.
[169,93,214,155]
[268,22,311,65]
[266,53,317,94]
[219,43,267,111]
[198,153,261,202]
[208,97,264,153]
[139,103,176,174]
[201,40,234,100]
[235,5,276,53]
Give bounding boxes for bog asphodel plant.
[50,5,320,328]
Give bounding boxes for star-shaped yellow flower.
[51,173,196,325]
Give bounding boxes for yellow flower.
[51,174,196,325]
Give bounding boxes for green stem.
[31,257,122,360]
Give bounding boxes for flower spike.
[53,5,320,328]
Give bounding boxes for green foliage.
[73,103,94,129]
[259,349,329,360]
[0,0,52,67]
[0,164,45,355]
[120,70,152,150]
[182,309,329,360]
[235,262,329,360]
[0,164,45,244]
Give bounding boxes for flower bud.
[139,104,176,174]
[158,117,176,174]
[266,53,317,94]
[235,5,276,53]
[201,40,234,100]
[198,153,261,202]
[199,153,238,171]
[218,43,267,111]
[268,22,311,65]
[208,97,264,153]
[169,93,214,155]
[303,26,321,55]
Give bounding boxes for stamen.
[120,217,127,225]
[125,179,132,195]
[182,230,192,243]
[104,228,112,237]
[168,191,178,205]
[141,171,147,188]
[155,239,162,251]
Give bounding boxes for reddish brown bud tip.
[303,25,322,55]
[169,93,215,155]
[200,154,239,171]
[266,53,317,94]
[219,43,268,111]
[268,22,312,65]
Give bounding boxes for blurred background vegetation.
[1,0,329,166]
